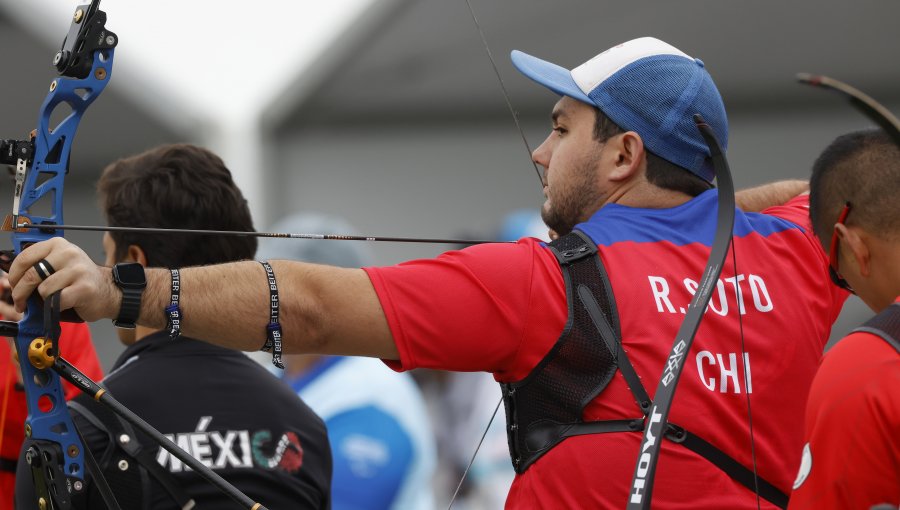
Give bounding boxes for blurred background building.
[1,0,897,504]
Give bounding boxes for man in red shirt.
[0,304,101,510]
[6,37,845,508]
[789,129,900,509]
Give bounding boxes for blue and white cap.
[511,37,727,183]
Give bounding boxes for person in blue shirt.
[258,213,437,510]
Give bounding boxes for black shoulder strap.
[665,424,788,508]
[74,421,123,510]
[69,399,196,510]
[0,457,15,473]
[852,303,900,354]
[549,230,652,412]
[548,229,598,264]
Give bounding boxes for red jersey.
[788,298,900,510]
[0,322,102,510]
[365,192,846,509]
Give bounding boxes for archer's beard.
[541,200,576,237]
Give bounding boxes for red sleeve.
[789,332,900,509]
[57,322,103,400]
[364,238,567,381]
[761,193,812,229]
[762,193,850,311]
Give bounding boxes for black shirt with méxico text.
[16,331,332,510]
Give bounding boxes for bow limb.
[797,74,900,147]
[626,117,738,509]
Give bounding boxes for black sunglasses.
[827,202,854,293]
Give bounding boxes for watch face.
[115,263,146,288]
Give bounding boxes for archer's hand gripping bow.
[1,3,269,509]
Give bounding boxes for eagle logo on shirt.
[792,443,813,489]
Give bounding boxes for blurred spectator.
[497,209,552,244]
[426,209,546,509]
[258,212,437,510]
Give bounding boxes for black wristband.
[259,261,284,369]
[112,262,146,329]
[165,268,182,340]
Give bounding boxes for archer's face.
[532,97,608,236]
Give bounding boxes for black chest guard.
[502,230,646,473]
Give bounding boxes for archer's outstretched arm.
[8,238,399,360]
[735,179,808,212]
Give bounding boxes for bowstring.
[446,396,502,510]
[731,239,762,509]
[443,2,543,506]
[462,0,544,189]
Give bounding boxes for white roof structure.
[0,0,389,225]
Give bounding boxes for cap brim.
[511,50,592,104]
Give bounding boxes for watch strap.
[114,286,142,328]
[113,263,145,329]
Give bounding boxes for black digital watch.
[112,262,146,329]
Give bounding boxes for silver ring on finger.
[33,259,56,281]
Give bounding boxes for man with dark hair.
[10,38,845,507]
[789,129,900,509]
[96,144,258,268]
[15,144,331,509]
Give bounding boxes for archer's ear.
[836,224,870,277]
[125,244,149,267]
[608,131,645,182]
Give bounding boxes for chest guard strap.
[852,303,900,354]
[503,230,628,473]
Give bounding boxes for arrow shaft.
[15,223,495,245]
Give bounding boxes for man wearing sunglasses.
[790,129,900,509]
